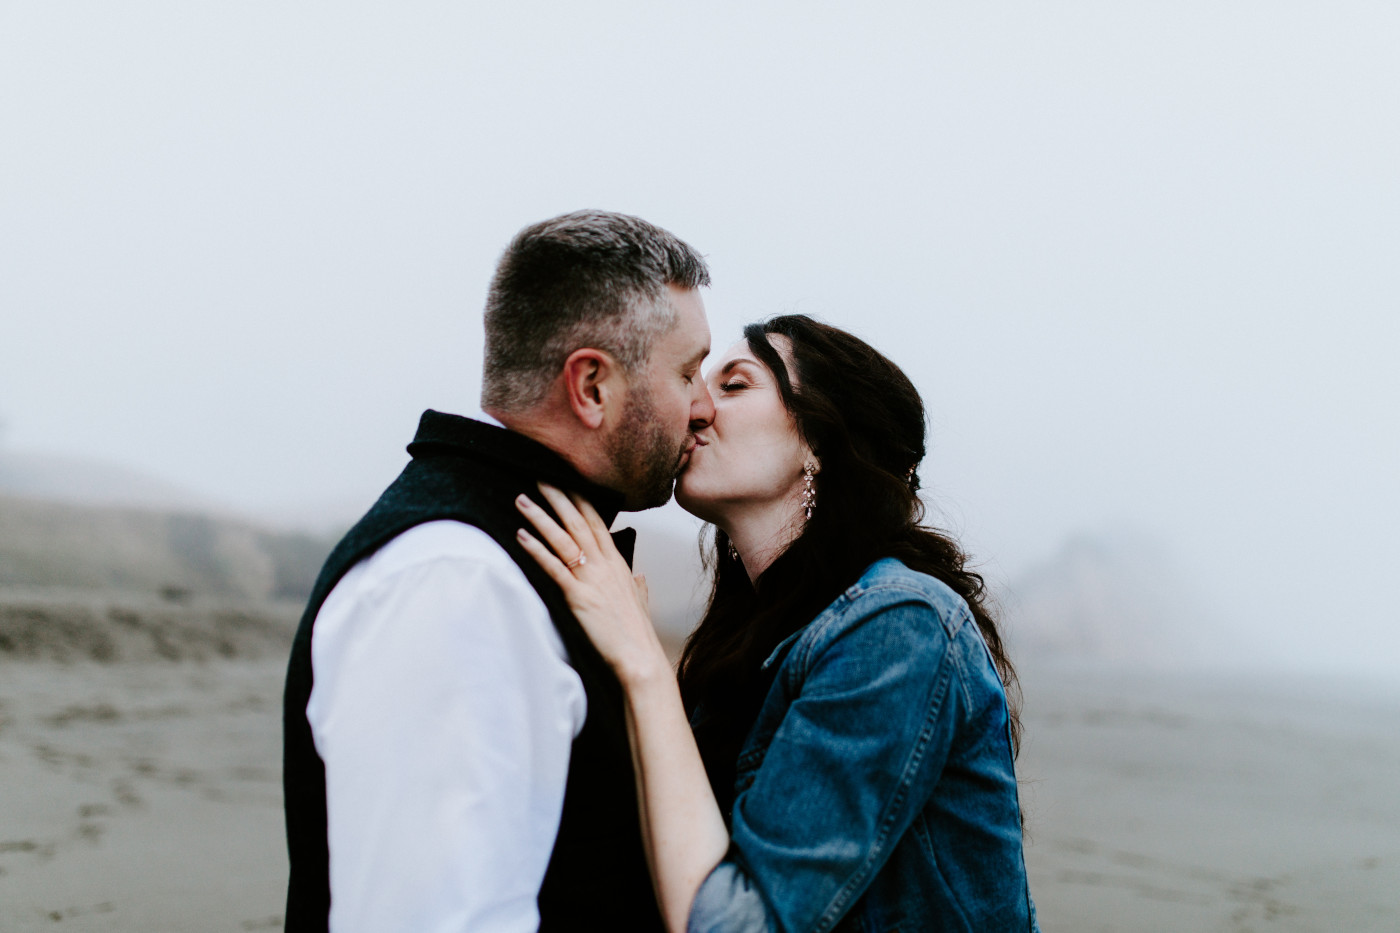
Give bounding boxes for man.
[283,211,715,932]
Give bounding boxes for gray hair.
[481,210,710,412]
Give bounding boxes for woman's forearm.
[509,488,732,927]
[620,661,731,933]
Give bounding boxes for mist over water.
[2,3,1396,675]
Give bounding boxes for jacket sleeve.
[688,592,961,933]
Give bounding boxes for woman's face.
[675,336,812,527]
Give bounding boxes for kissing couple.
[283,211,1039,932]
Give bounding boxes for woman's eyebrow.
[717,357,759,377]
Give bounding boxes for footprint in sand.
[44,703,122,727]
[44,902,116,922]
[111,778,144,809]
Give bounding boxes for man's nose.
[690,377,715,429]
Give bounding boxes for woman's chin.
[674,479,722,525]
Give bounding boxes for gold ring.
[565,552,587,570]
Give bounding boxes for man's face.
[605,286,714,510]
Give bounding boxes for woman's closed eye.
[718,381,749,392]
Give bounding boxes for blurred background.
[2,2,1397,930]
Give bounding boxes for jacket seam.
[812,642,953,932]
[787,578,949,683]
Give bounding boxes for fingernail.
[516,494,531,509]
[516,527,529,541]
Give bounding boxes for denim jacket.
[688,558,1039,933]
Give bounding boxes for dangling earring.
[728,541,740,561]
[801,463,817,521]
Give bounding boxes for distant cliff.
[0,494,333,603]
[1004,531,1221,667]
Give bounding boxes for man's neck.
[473,408,506,430]
[483,405,604,488]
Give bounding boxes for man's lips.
[678,436,708,469]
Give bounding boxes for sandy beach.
[1016,665,1400,931]
[2,602,1397,931]
[0,588,296,932]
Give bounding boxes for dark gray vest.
[283,411,663,932]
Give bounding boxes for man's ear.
[561,348,622,429]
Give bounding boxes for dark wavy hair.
[676,315,1021,810]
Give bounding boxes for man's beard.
[606,383,687,510]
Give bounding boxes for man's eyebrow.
[684,346,710,368]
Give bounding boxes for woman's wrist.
[613,641,675,693]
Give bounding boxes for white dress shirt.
[306,519,587,933]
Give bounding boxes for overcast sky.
[3,2,1397,671]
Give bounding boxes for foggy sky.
[3,2,1397,671]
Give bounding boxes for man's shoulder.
[353,520,520,589]
[313,519,554,655]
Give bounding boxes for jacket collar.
[406,409,628,529]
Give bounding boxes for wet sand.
[0,590,294,931]
[1017,665,1400,931]
[0,658,288,931]
[2,636,1397,930]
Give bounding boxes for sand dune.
[0,494,333,603]
[0,589,299,664]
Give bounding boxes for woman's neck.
[721,494,805,584]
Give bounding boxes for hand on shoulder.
[515,483,672,687]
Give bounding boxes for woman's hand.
[519,483,730,933]
[515,483,670,685]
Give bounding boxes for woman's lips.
[678,436,708,470]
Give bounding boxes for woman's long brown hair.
[676,315,1021,811]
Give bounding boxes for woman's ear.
[561,347,620,429]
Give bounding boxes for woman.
[516,315,1038,932]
